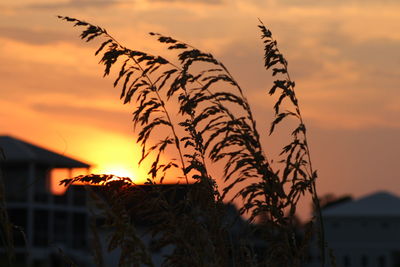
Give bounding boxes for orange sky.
[1,0,399,218]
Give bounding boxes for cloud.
[148,0,223,4]
[24,0,225,11]
[250,0,400,8]
[27,0,122,9]
[0,26,77,45]
[31,102,132,132]
[213,28,400,131]
[32,102,124,118]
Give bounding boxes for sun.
[95,164,137,179]
[103,167,133,178]
[88,159,152,186]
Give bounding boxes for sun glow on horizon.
[48,132,187,195]
[91,163,148,183]
[50,163,150,195]
[96,166,135,179]
[50,134,156,195]
[82,133,152,182]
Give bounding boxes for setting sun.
[98,164,135,178]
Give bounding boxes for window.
[33,210,49,247]
[361,255,368,266]
[2,164,29,202]
[72,213,87,249]
[343,255,351,267]
[53,211,68,243]
[378,255,386,267]
[8,209,27,247]
[332,221,340,228]
[52,169,71,205]
[54,193,68,205]
[33,165,50,203]
[72,186,86,206]
[381,222,390,229]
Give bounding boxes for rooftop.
[0,135,90,168]
[323,191,400,217]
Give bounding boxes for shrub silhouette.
[59,16,326,266]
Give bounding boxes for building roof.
[323,191,400,217]
[0,135,90,168]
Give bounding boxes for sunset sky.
[1,0,399,217]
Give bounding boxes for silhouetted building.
[309,191,400,267]
[0,135,91,267]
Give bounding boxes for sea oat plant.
[0,148,15,267]
[59,16,326,267]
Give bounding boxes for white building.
[310,191,400,267]
[0,135,92,267]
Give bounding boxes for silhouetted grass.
[59,16,328,266]
[0,147,15,267]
